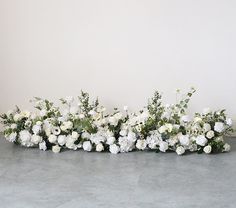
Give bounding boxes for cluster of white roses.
[1,89,233,155]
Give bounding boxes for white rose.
[226,118,233,126]
[196,135,208,146]
[31,135,42,144]
[136,139,147,150]
[52,127,61,135]
[48,134,57,143]
[203,123,211,132]
[96,143,104,152]
[58,135,66,146]
[39,141,47,151]
[71,131,79,139]
[159,141,168,152]
[176,146,185,155]
[52,145,61,153]
[83,141,92,151]
[206,130,214,139]
[65,121,73,129]
[65,136,77,150]
[6,132,17,142]
[19,130,31,143]
[203,145,212,154]
[108,116,118,126]
[214,122,224,133]
[106,136,116,145]
[109,144,120,154]
[158,126,166,134]
[13,113,22,122]
[120,129,127,137]
[32,125,41,135]
[223,143,231,152]
[179,135,190,146]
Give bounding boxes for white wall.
[0,0,236,128]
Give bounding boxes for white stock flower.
[96,143,104,152]
[52,145,61,153]
[214,122,224,133]
[206,130,214,139]
[223,143,231,152]
[31,135,42,144]
[48,135,57,143]
[203,145,212,154]
[195,135,208,146]
[176,146,185,155]
[58,135,67,146]
[179,135,190,146]
[39,141,47,151]
[83,141,92,151]
[109,144,120,154]
[136,139,147,150]
[159,141,168,152]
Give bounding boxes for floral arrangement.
[0,88,233,155]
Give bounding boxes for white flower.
[25,120,32,127]
[90,135,106,145]
[48,134,57,143]
[65,136,77,150]
[109,144,120,154]
[88,110,96,115]
[202,108,211,115]
[13,113,22,122]
[206,130,214,139]
[108,116,118,126]
[179,135,190,146]
[194,117,202,123]
[6,110,13,117]
[58,135,67,146]
[203,145,212,154]
[36,121,42,126]
[127,131,137,142]
[32,125,41,135]
[158,126,166,134]
[120,129,127,137]
[96,143,104,152]
[214,122,224,133]
[159,141,168,152]
[31,135,42,144]
[226,118,233,126]
[65,96,74,104]
[61,121,73,131]
[181,115,190,123]
[106,136,116,145]
[82,132,91,139]
[40,109,47,117]
[203,123,211,132]
[196,135,208,146]
[39,141,47,151]
[71,131,79,139]
[52,145,61,153]
[223,143,231,152]
[52,126,61,135]
[6,132,17,142]
[176,146,185,155]
[165,124,173,133]
[79,114,85,119]
[83,141,92,151]
[19,130,31,145]
[21,111,30,118]
[10,124,17,129]
[118,137,134,152]
[136,139,147,150]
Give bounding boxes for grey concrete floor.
[0,137,236,208]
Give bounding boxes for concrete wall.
[0,0,236,130]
